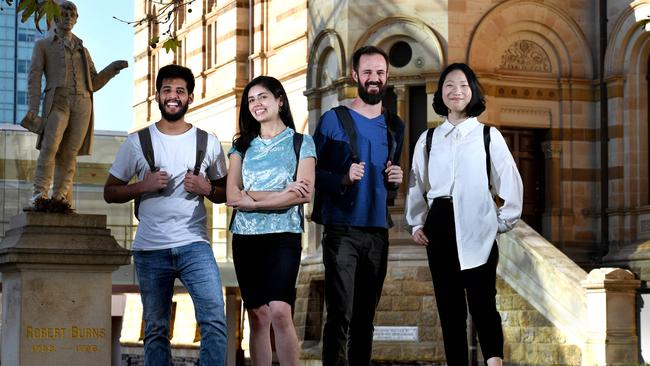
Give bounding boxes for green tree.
[3,0,59,33]
[3,0,192,53]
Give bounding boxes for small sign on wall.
[373,326,418,342]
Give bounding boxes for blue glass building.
[0,3,45,125]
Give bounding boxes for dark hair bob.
[432,63,486,118]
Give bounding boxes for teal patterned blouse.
[229,128,316,234]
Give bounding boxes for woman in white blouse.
[405,63,523,366]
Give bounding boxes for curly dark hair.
[233,76,295,154]
[156,64,195,94]
[432,63,486,118]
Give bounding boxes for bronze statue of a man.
[22,0,128,211]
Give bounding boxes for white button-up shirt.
[405,117,523,270]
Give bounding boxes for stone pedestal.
[581,268,641,365]
[0,212,131,366]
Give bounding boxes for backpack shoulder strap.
[292,131,305,229]
[333,106,360,163]
[425,127,435,157]
[484,125,492,192]
[423,127,436,200]
[193,128,209,175]
[384,109,397,164]
[135,126,157,220]
[137,127,157,172]
[292,132,303,181]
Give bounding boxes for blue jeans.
[133,242,227,366]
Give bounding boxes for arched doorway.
[500,129,546,233]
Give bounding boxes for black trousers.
[321,225,389,366]
[424,197,504,365]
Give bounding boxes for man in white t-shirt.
[104,64,227,365]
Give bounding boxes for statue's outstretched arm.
[87,48,128,92]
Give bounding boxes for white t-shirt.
[109,124,227,250]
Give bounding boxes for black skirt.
[232,232,302,309]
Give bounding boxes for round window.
[389,41,412,68]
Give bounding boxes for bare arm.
[229,157,316,211]
[103,170,168,204]
[183,171,227,204]
[226,154,245,204]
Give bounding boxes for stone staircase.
[294,218,642,365]
[498,221,640,365]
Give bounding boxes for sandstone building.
[0,0,640,364]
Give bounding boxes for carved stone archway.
[306,29,346,91]
[354,16,445,77]
[468,0,594,79]
[603,2,650,244]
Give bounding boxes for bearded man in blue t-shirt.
[312,46,405,366]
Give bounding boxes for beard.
[158,99,189,122]
[357,80,386,105]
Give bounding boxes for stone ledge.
[0,212,131,269]
[498,220,588,345]
[10,211,107,228]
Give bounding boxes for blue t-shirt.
[313,108,391,228]
[229,128,316,234]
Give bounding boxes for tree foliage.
[2,0,190,53]
[115,0,194,53]
[3,0,58,33]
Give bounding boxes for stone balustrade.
[499,221,641,365]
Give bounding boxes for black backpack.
[332,105,403,205]
[424,124,493,192]
[134,126,209,219]
[310,106,403,227]
[229,132,305,230]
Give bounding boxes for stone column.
[581,267,641,365]
[0,212,131,366]
[393,85,408,202]
[225,287,243,366]
[387,85,413,241]
[304,91,324,253]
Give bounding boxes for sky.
[73,1,134,132]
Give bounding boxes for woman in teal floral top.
[226,76,316,366]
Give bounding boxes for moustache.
[365,81,383,88]
[164,99,182,105]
